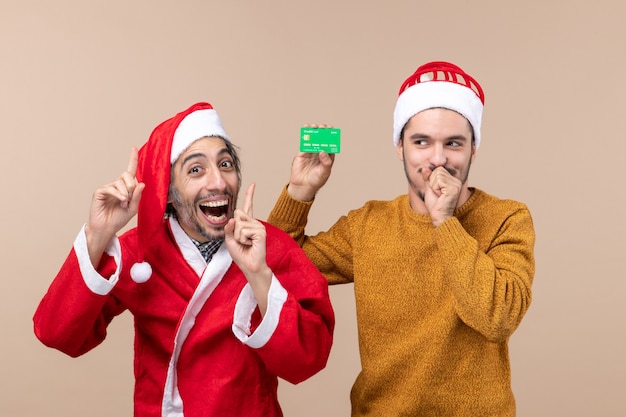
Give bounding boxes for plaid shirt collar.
[190,238,223,263]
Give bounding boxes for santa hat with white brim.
[130,102,230,283]
[392,61,485,148]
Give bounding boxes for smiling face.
[397,108,476,213]
[168,136,241,242]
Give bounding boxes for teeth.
[200,199,228,208]
[206,214,226,221]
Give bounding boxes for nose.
[204,166,227,191]
[429,144,447,167]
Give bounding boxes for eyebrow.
[409,133,468,142]
[179,147,232,168]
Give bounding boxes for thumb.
[128,183,145,212]
[224,218,236,239]
[319,151,335,167]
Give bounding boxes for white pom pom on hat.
[129,102,230,283]
[130,261,152,283]
[392,61,485,148]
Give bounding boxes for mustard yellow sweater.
[268,186,535,417]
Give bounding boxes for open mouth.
[199,199,229,222]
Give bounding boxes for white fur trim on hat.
[170,109,230,164]
[393,81,484,148]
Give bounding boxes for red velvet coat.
[34,218,334,417]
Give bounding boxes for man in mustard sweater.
[268,61,535,416]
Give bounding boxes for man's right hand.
[85,147,145,267]
[286,125,335,202]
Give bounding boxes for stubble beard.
[169,186,235,242]
[401,149,472,203]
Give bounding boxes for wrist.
[286,183,316,202]
[85,224,115,254]
[432,214,453,228]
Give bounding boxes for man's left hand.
[225,183,272,314]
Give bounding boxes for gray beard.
[168,186,231,242]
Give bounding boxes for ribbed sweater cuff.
[433,216,475,257]
[271,185,314,225]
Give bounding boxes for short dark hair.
[399,109,476,146]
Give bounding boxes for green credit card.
[300,127,341,153]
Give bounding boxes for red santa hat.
[393,61,485,148]
[130,102,230,283]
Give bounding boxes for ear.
[167,165,178,205]
[470,143,477,163]
[166,181,174,205]
[396,138,404,161]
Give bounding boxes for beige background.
[1,1,624,416]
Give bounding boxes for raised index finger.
[242,183,255,217]
[127,146,139,177]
